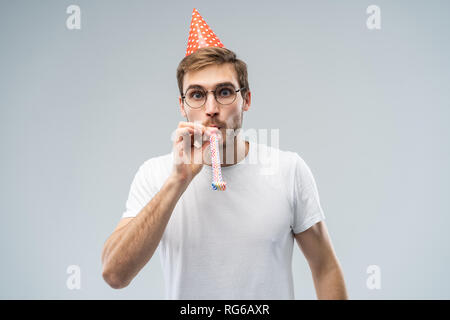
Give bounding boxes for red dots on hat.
[185,8,224,56]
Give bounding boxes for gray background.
[1,0,449,299]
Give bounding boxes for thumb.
[202,140,210,151]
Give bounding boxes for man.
[101,8,348,300]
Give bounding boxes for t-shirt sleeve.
[121,162,159,219]
[291,153,326,234]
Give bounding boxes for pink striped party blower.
[209,131,226,191]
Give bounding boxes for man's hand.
[171,121,220,183]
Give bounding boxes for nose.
[204,91,220,117]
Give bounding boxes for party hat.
[185,8,224,56]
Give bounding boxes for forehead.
[183,63,239,91]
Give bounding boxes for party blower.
[209,132,226,191]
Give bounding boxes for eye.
[189,90,205,100]
[219,87,233,97]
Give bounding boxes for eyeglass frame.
[181,85,246,109]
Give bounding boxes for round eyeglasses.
[182,85,246,109]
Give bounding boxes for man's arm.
[101,122,218,289]
[101,173,190,289]
[294,220,348,299]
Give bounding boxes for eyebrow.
[185,82,237,93]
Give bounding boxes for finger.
[201,140,211,164]
[173,130,188,163]
[178,123,211,143]
[178,121,206,133]
[173,131,193,165]
[181,132,192,163]
[193,129,203,148]
[175,127,195,144]
[201,140,210,151]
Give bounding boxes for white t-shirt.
[122,141,326,299]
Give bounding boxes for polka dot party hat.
[185,8,224,56]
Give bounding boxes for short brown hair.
[176,47,250,103]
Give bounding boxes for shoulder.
[252,142,303,177]
[141,151,172,168]
[254,141,301,166]
[136,151,173,179]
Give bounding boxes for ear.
[179,96,187,118]
[242,90,251,112]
